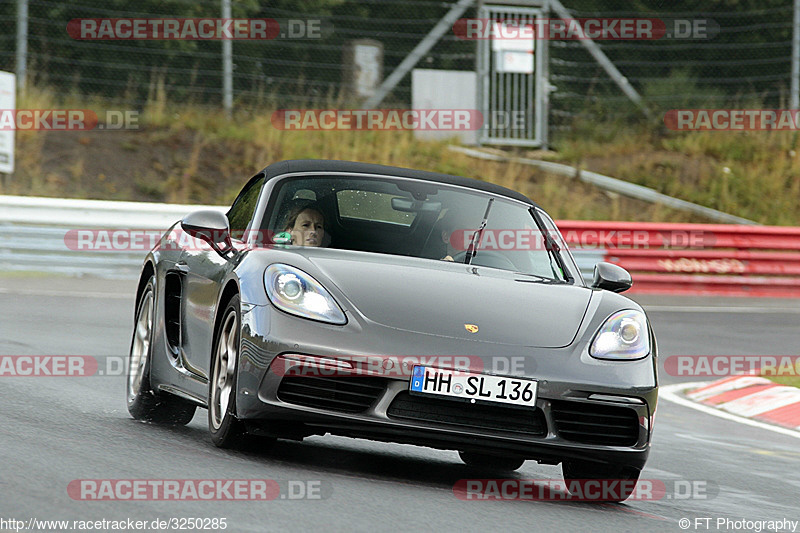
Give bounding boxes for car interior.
[265,177,445,258]
[261,175,565,279]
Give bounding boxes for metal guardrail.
[0,195,225,227]
[447,145,759,225]
[0,194,607,281]
[0,224,142,278]
[559,221,800,298]
[0,195,226,278]
[0,196,609,283]
[4,196,796,298]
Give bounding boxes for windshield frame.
[250,171,582,284]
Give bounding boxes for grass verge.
[2,85,798,224]
[762,375,800,388]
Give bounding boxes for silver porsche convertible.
[126,159,658,501]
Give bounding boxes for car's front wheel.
[208,295,248,448]
[458,451,525,472]
[562,460,642,503]
[127,276,196,424]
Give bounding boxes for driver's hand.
[442,255,454,262]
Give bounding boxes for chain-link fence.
[549,2,795,127]
[0,0,796,129]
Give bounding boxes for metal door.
[478,4,548,147]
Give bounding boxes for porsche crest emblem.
[464,324,479,334]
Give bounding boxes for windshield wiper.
[530,208,573,283]
[464,198,494,265]
[513,272,564,283]
[514,272,567,285]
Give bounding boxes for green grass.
[548,121,800,225]
[763,375,800,388]
[4,83,800,225]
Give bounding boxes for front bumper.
[235,304,658,469]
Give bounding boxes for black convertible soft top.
[261,159,538,207]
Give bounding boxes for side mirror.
[181,210,232,256]
[591,262,632,293]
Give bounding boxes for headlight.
[264,264,347,325]
[589,309,650,360]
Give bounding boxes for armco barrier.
[1,196,798,297]
[558,221,800,298]
[0,195,226,278]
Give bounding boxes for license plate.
[409,366,537,407]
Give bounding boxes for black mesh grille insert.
[387,392,546,436]
[277,375,386,414]
[550,400,640,447]
[164,272,182,351]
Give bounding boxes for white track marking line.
[660,382,800,440]
[0,287,130,299]
[671,433,750,449]
[645,306,800,313]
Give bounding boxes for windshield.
[262,175,573,282]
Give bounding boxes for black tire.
[561,460,642,503]
[208,294,248,448]
[459,451,525,472]
[127,276,196,425]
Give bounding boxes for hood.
[306,252,592,348]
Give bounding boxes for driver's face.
[289,209,325,247]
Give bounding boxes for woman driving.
[283,202,326,247]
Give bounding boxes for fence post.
[16,0,27,94]
[792,0,799,110]
[222,0,233,118]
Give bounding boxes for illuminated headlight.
[264,264,347,324]
[589,309,650,360]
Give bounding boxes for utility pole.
[792,0,799,110]
[222,0,233,118]
[16,0,28,94]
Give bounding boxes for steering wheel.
[452,250,517,270]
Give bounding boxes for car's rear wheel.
[127,276,196,424]
[561,460,642,503]
[458,451,525,472]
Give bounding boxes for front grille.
[277,375,386,413]
[550,400,639,446]
[387,392,547,436]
